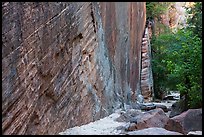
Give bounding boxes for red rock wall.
[100,2,146,104]
[2,2,146,135]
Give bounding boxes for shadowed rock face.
[2,2,146,135]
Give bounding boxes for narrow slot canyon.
[2,2,202,135]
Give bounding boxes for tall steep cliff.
[2,2,146,135]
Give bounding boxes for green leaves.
[148,2,202,108]
[152,29,202,108]
[146,2,174,19]
[186,2,202,38]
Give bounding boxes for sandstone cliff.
[2,2,146,134]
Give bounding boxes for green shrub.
[146,2,173,19]
[149,2,202,109]
[152,29,202,108]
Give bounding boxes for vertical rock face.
[2,2,146,135]
[159,2,191,32]
[99,2,146,103]
[141,26,154,102]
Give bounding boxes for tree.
[186,2,202,38]
[150,2,202,109]
[146,2,173,19]
[152,29,202,108]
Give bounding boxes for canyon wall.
[2,2,146,135]
[158,2,190,33]
[141,27,154,102]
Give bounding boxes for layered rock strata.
[2,2,146,135]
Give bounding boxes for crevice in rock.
[90,3,96,33]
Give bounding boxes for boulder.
[169,98,186,118]
[115,111,132,122]
[165,108,202,135]
[127,123,137,131]
[187,131,202,135]
[115,109,143,123]
[140,103,156,111]
[128,108,170,131]
[155,104,168,112]
[126,109,143,118]
[126,127,183,135]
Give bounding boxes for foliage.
[149,2,202,109]
[146,2,174,20]
[186,2,202,38]
[146,2,174,38]
[152,29,202,108]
